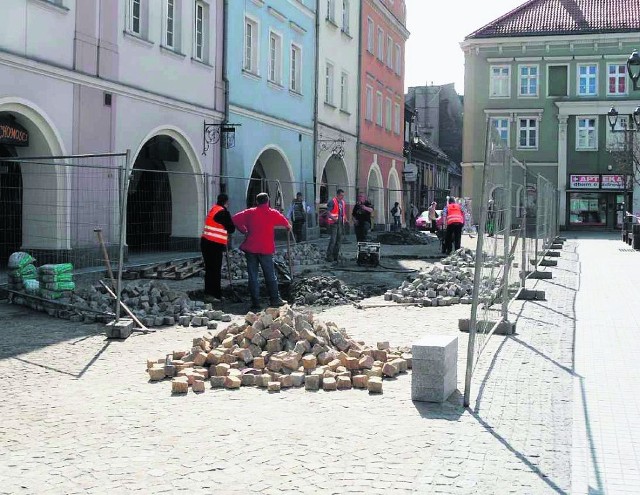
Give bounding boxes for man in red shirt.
[232,192,292,312]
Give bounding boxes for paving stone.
[171,377,189,394]
[367,376,383,394]
[305,374,320,391]
[267,381,281,392]
[322,377,337,391]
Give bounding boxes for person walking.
[352,193,374,242]
[232,192,291,312]
[444,197,465,255]
[409,203,419,230]
[287,192,310,242]
[427,202,438,233]
[325,189,348,262]
[391,202,402,231]
[200,193,236,304]
[486,199,495,237]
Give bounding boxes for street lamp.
[628,50,640,91]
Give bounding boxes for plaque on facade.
[0,117,29,147]
[569,174,600,189]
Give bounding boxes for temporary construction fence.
[463,128,558,407]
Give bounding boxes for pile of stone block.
[289,276,369,307]
[146,305,412,395]
[220,248,249,281]
[278,243,325,266]
[375,229,437,245]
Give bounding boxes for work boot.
[249,300,261,313]
[204,294,221,304]
[269,298,288,307]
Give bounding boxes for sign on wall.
[601,175,626,190]
[570,175,600,189]
[0,117,29,147]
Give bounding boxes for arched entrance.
[247,147,294,211]
[388,168,403,224]
[127,131,202,252]
[366,165,384,224]
[319,155,348,205]
[0,144,21,265]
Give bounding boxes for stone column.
[557,115,568,228]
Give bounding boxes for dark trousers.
[444,223,463,255]
[292,221,305,242]
[200,238,225,298]
[245,252,280,305]
[326,222,344,261]
[430,219,437,233]
[354,221,371,242]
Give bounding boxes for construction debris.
[375,229,436,245]
[146,305,412,395]
[287,276,372,307]
[120,257,204,280]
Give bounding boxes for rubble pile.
[220,248,249,280]
[277,242,325,266]
[375,229,436,245]
[288,276,369,307]
[146,305,412,395]
[384,248,504,306]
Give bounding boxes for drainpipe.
[354,0,363,198]
[221,0,230,191]
[313,0,320,229]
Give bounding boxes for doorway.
[0,144,21,266]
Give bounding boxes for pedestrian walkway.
[571,233,640,495]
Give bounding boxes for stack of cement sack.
[7,252,38,294]
[38,263,75,300]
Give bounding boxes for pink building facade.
[358,0,409,226]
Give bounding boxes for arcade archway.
[246,147,294,211]
[366,165,384,224]
[319,155,349,205]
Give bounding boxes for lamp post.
[628,50,640,91]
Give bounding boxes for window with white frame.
[576,117,597,150]
[376,91,383,126]
[607,63,627,95]
[491,117,510,145]
[394,103,401,134]
[194,1,207,62]
[377,27,384,61]
[244,17,258,73]
[519,65,539,97]
[342,0,350,34]
[340,72,348,111]
[165,0,175,48]
[325,62,334,104]
[268,31,283,84]
[518,118,538,149]
[365,86,373,121]
[367,18,374,53]
[606,115,628,151]
[290,44,302,93]
[129,0,141,34]
[394,44,401,75]
[386,36,393,68]
[490,65,510,97]
[385,97,392,131]
[578,64,598,96]
[326,0,336,22]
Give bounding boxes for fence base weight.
[516,288,546,301]
[529,270,553,280]
[458,318,515,335]
[105,319,134,339]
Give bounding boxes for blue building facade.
[224,0,316,215]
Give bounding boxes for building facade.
[0,0,224,264]
[358,0,409,226]
[316,0,360,214]
[224,0,316,218]
[461,0,640,230]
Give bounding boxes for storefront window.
[569,193,606,226]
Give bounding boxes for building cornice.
[286,0,315,19]
[230,104,313,136]
[556,100,640,116]
[0,48,223,119]
[461,32,640,51]
[369,0,410,39]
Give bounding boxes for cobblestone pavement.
[571,234,640,495]
[0,235,577,494]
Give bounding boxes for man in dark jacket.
[233,193,291,312]
[352,193,374,242]
[201,193,236,303]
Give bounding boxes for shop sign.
[570,174,600,189]
[0,117,29,147]
[403,163,417,182]
[601,175,626,190]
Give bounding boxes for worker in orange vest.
[325,189,348,262]
[201,193,236,303]
[444,197,465,255]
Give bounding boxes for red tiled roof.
[466,0,640,39]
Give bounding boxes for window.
[578,64,598,96]
[165,0,175,48]
[490,65,510,98]
[340,72,348,111]
[269,31,283,84]
[394,103,401,134]
[325,62,334,104]
[386,36,393,68]
[244,17,258,73]
[290,44,302,93]
[342,0,350,34]
[394,44,401,75]
[365,86,373,121]
[377,27,384,61]
[491,117,510,145]
[576,117,597,150]
[519,65,539,97]
[608,64,627,95]
[129,0,141,34]
[326,0,335,22]
[518,118,538,149]
[367,18,374,53]
[607,115,628,151]
[194,1,205,60]
[385,97,392,131]
[547,65,568,97]
[376,91,383,126]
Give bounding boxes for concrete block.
[105,319,134,339]
[458,319,515,335]
[411,368,457,403]
[411,335,457,403]
[529,270,553,280]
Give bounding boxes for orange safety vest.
[446,203,464,225]
[202,205,228,245]
[327,197,347,225]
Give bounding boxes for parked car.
[415,210,443,230]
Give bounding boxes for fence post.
[115,149,131,322]
[520,162,527,289]
[535,175,543,266]
[501,154,514,321]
